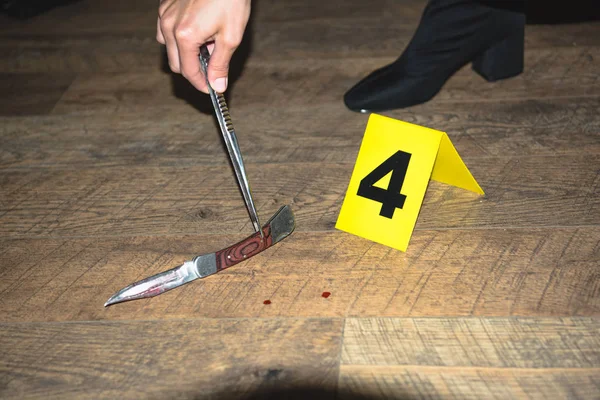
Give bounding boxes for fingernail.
[212,77,228,93]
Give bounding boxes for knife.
[104,205,295,306]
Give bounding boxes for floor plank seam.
[339,365,600,371]
[1,224,599,241]
[335,317,347,397]
[1,151,599,172]
[1,315,598,326]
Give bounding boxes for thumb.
[207,41,236,93]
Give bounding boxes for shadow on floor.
[200,385,410,400]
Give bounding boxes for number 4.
[357,150,412,219]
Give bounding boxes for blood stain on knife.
[321,292,331,299]
[263,300,272,305]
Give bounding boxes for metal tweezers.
[198,44,264,238]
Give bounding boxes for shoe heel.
[472,27,524,82]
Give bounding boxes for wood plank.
[0,37,162,74]
[45,47,600,114]
[252,0,425,23]
[247,19,600,60]
[339,366,600,400]
[340,316,600,399]
[524,21,600,48]
[0,5,156,37]
[2,23,599,75]
[1,155,598,237]
[2,97,599,169]
[0,318,342,399]
[0,228,597,322]
[341,317,600,367]
[342,228,600,318]
[0,73,75,116]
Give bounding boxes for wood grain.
[1,228,597,322]
[0,318,342,399]
[339,366,600,400]
[0,73,75,116]
[339,317,600,398]
[341,317,600,367]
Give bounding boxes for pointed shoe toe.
[344,68,441,113]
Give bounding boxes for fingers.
[156,0,249,94]
[164,31,181,73]
[179,40,208,93]
[158,0,181,73]
[206,38,239,93]
[156,17,165,44]
[156,17,166,44]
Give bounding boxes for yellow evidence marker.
[335,113,484,252]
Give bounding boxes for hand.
[157,0,251,93]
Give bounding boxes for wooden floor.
[1,0,599,398]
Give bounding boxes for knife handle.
[215,226,273,271]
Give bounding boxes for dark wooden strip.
[1,97,599,169]
[339,366,600,399]
[0,37,162,74]
[0,318,342,399]
[248,19,600,60]
[0,228,597,322]
[0,73,75,116]
[251,0,425,23]
[1,20,598,80]
[341,317,600,367]
[39,46,599,112]
[0,7,156,37]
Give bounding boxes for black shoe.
[344,0,525,113]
